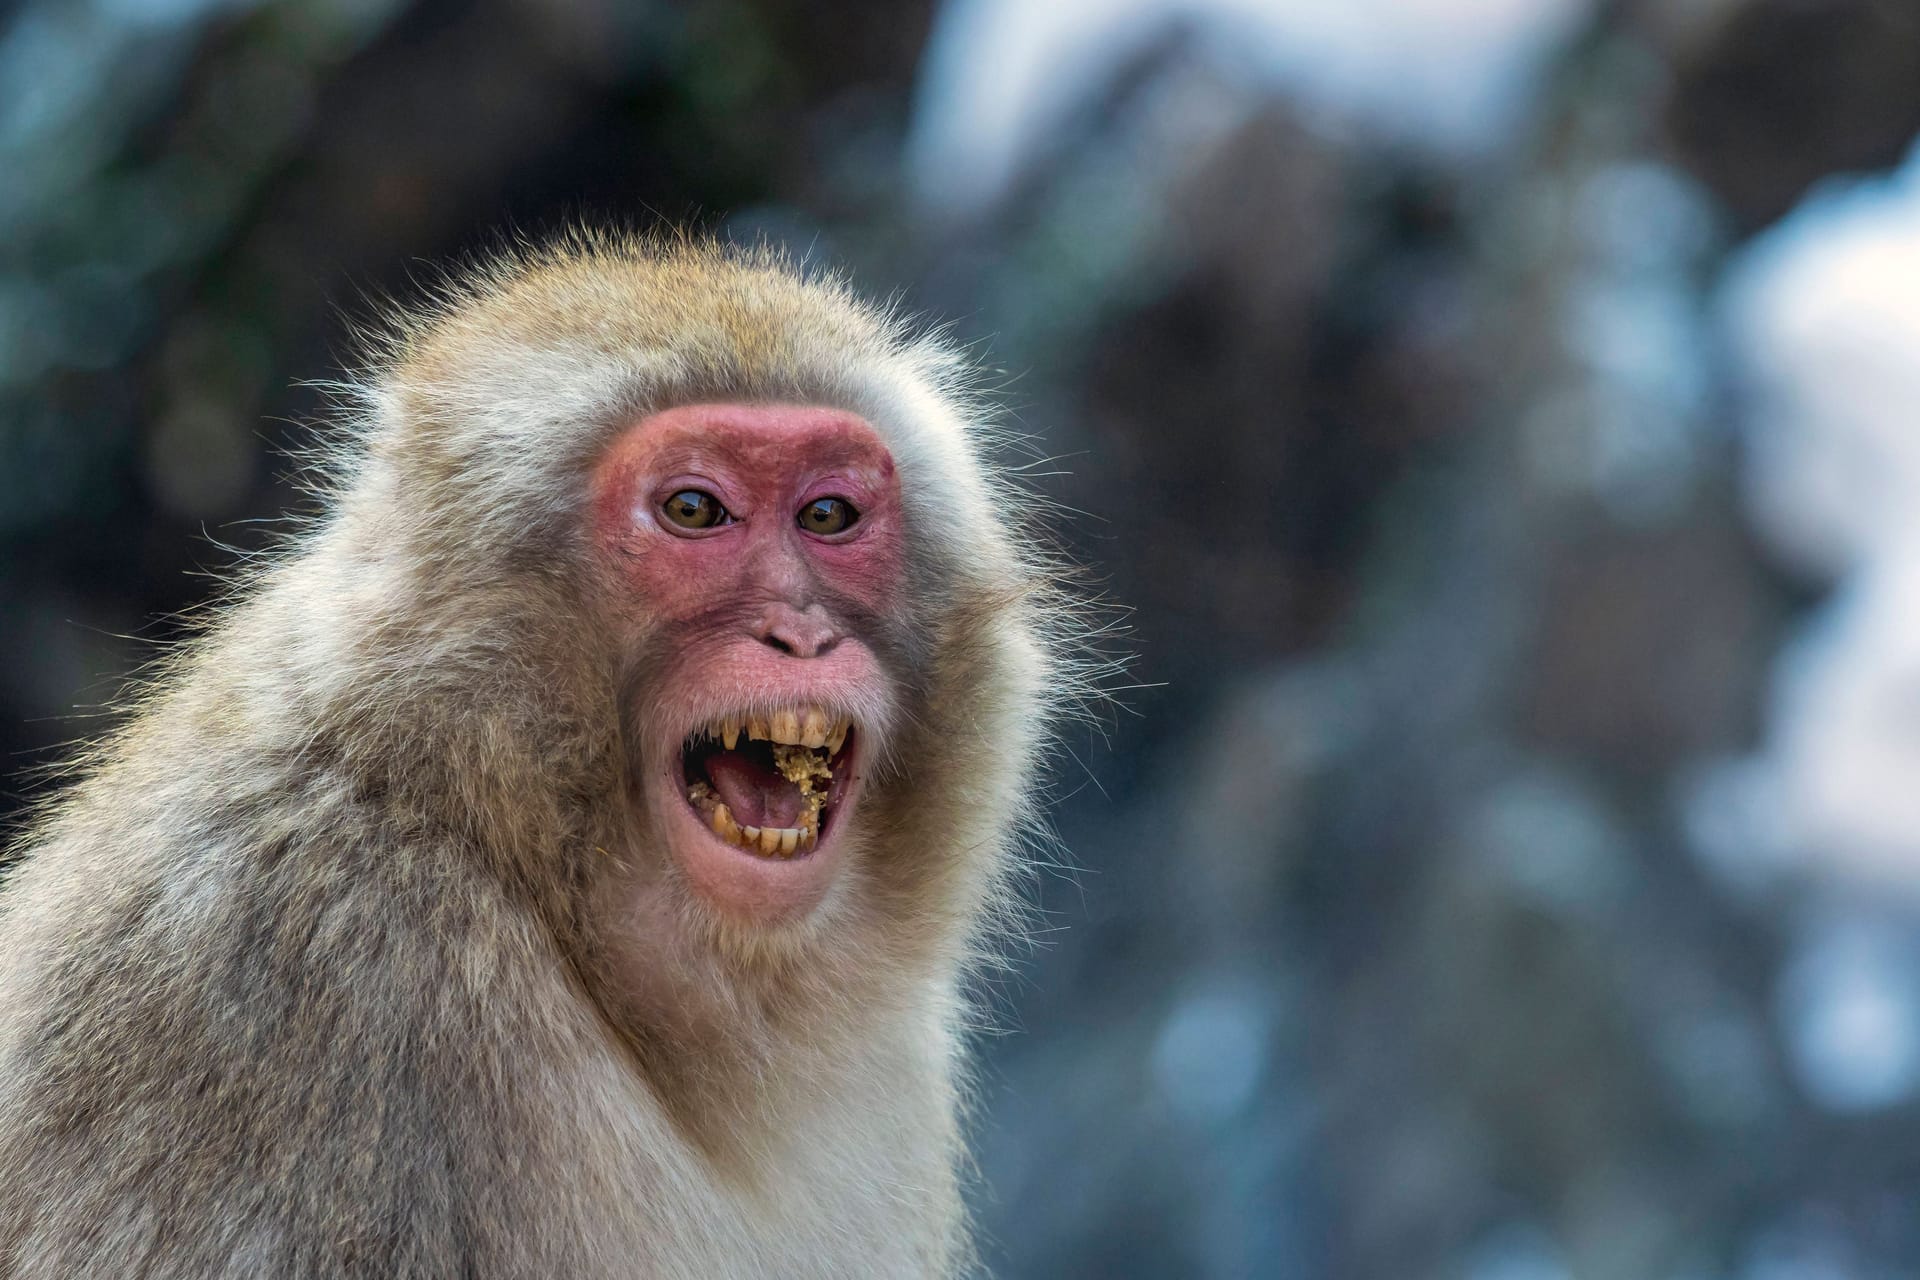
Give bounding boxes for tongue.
[705,750,807,830]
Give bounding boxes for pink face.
[590,403,906,924]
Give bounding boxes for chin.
[651,703,868,925]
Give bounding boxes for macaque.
[0,236,1074,1278]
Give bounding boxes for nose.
[755,602,842,658]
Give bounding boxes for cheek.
[807,533,905,614]
[619,540,752,622]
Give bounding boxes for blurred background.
[6,0,1920,1275]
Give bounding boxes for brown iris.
[798,497,857,535]
[662,489,727,530]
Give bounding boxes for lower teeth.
[707,799,816,858]
[685,759,828,859]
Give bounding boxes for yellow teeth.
[698,706,852,752]
[685,708,846,860]
[770,709,799,745]
[703,799,819,860]
[800,707,830,748]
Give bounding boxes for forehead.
[606,403,899,480]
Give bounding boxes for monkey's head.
[335,236,1060,1005]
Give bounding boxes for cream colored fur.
[0,235,1084,1278]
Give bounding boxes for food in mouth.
[681,707,853,859]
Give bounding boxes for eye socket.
[798,497,858,536]
[661,489,728,530]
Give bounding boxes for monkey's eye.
[798,497,858,536]
[661,489,728,530]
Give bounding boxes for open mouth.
[680,706,856,859]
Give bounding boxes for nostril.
[757,604,841,660]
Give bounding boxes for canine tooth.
[779,828,798,855]
[722,717,740,750]
[801,827,817,850]
[758,826,781,856]
[826,720,848,754]
[748,716,769,742]
[709,803,738,840]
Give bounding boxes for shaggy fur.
[0,235,1081,1278]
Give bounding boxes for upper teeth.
[706,706,850,753]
